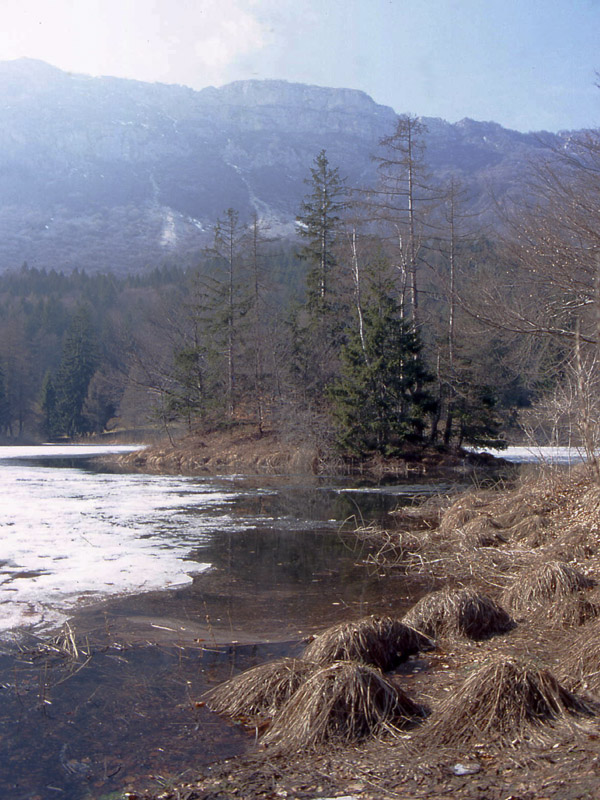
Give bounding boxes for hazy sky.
[0,0,598,132]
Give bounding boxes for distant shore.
[114,425,509,480]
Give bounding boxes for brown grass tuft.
[458,517,509,548]
[502,561,595,613]
[204,658,318,719]
[402,586,514,640]
[437,472,568,547]
[543,593,600,629]
[426,656,593,746]
[356,523,424,569]
[508,513,549,547]
[562,620,600,693]
[303,615,434,670]
[437,490,499,536]
[262,661,424,751]
[389,497,448,530]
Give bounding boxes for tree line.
[123,117,527,457]
[1,112,596,460]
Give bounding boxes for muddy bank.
[135,464,600,800]
[114,425,507,480]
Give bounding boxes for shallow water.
[0,445,458,799]
[0,639,295,800]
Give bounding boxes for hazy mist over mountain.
[0,58,567,274]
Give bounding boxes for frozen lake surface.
[0,441,584,798]
[0,445,246,634]
[0,442,583,638]
[485,445,588,465]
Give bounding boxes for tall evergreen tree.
[289,152,349,411]
[245,212,271,434]
[296,150,347,315]
[54,307,98,437]
[209,208,248,419]
[0,362,10,436]
[329,289,435,456]
[40,370,58,439]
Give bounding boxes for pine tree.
[166,344,210,427]
[213,209,242,418]
[297,150,347,315]
[0,362,10,436]
[53,307,98,437]
[329,289,435,456]
[450,365,506,449]
[245,213,271,434]
[289,152,349,410]
[40,370,58,439]
[165,210,251,428]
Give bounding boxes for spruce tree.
[54,307,98,437]
[0,362,10,436]
[290,152,349,411]
[371,115,434,324]
[40,371,58,440]
[329,289,435,456]
[296,150,347,315]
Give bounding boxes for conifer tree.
[53,307,98,437]
[297,150,347,315]
[453,380,505,449]
[0,362,10,436]
[290,152,349,414]
[371,115,435,325]
[329,288,435,456]
[40,371,58,439]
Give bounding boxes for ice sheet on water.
[0,443,141,461]
[482,445,586,464]
[0,446,247,636]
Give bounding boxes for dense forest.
[1,114,598,461]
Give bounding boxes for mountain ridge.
[0,59,571,274]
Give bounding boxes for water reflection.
[0,638,292,799]
[0,446,458,799]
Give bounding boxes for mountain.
[0,58,566,274]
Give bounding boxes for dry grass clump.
[458,516,509,548]
[447,510,547,549]
[562,620,600,692]
[204,658,318,719]
[402,586,514,640]
[356,523,424,569]
[262,661,424,751]
[426,656,594,746]
[437,490,499,536]
[549,525,599,562]
[437,472,572,546]
[507,513,550,547]
[303,616,434,671]
[543,593,600,629]
[502,560,596,613]
[389,496,449,530]
[579,484,600,514]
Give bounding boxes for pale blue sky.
[0,0,598,131]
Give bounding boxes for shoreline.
[134,462,600,800]
[112,425,510,481]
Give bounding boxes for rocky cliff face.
[0,59,567,274]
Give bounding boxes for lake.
[0,444,463,800]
